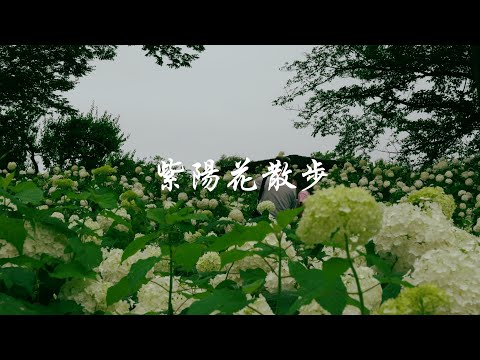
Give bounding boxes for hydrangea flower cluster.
[376,284,450,315]
[296,185,383,248]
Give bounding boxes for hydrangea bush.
[1,153,480,315]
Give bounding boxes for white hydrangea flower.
[196,198,209,209]
[114,207,131,220]
[7,162,17,171]
[51,212,65,222]
[208,199,219,209]
[196,252,221,273]
[358,177,369,186]
[373,202,479,272]
[419,172,429,181]
[265,260,296,294]
[228,209,245,223]
[408,247,480,314]
[178,192,188,202]
[79,169,89,178]
[131,276,200,315]
[184,231,202,243]
[257,200,276,214]
[465,178,474,186]
[23,221,71,262]
[0,239,19,259]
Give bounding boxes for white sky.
[64,45,343,168]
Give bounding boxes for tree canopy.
[40,106,128,171]
[0,45,205,170]
[274,45,480,165]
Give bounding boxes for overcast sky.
[64,45,347,168]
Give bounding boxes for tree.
[40,106,128,171]
[274,45,480,165]
[0,45,205,170]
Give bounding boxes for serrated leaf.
[220,249,256,267]
[122,232,162,263]
[322,257,351,278]
[365,253,392,275]
[1,172,15,190]
[50,261,97,279]
[68,237,103,271]
[186,288,248,315]
[146,208,167,224]
[288,261,348,315]
[12,181,43,204]
[89,189,118,209]
[242,278,264,294]
[173,243,204,271]
[106,256,159,305]
[0,215,26,254]
[0,267,36,296]
[0,256,43,269]
[382,283,402,302]
[208,221,273,252]
[276,206,303,228]
[0,293,51,315]
[166,212,208,225]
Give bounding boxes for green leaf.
[0,267,36,296]
[146,208,167,224]
[166,212,209,225]
[46,300,84,314]
[382,283,402,302]
[276,207,303,228]
[12,181,44,204]
[0,293,51,315]
[99,209,132,231]
[208,221,273,252]
[240,268,267,285]
[220,249,256,267]
[173,243,204,271]
[215,279,238,290]
[0,256,43,269]
[106,256,159,306]
[68,237,103,271]
[186,288,249,315]
[288,261,348,315]
[242,279,264,294]
[50,261,97,279]
[1,172,15,190]
[122,232,162,263]
[0,215,26,254]
[89,189,118,209]
[322,257,351,278]
[365,253,392,275]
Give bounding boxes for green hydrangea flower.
[92,165,117,176]
[296,185,383,248]
[405,186,455,219]
[120,190,138,202]
[52,178,75,189]
[377,284,450,315]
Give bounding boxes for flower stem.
[167,239,174,316]
[344,236,366,315]
[276,232,282,315]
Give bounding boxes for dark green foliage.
[40,106,128,170]
[275,45,480,165]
